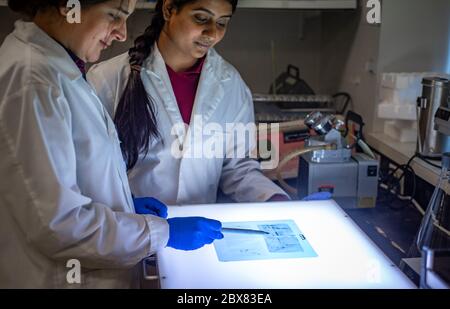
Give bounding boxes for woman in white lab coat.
[88,0,289,205]
[0,0,223,288]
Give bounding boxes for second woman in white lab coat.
[88,0,289,205]
[0,0,223,289]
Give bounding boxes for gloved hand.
[167,217,224,251]
[302,191,332,201]
[133,197,168,218]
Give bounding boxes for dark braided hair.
[115,0,238,170]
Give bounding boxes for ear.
[58,4,70,18]
[162,0,174,21]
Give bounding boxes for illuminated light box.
[157,200,416,289]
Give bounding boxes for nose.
[202,23,218,42]
[113,20,127,42]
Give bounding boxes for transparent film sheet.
[214,220,318,262]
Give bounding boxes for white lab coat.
[0,21,169,288]
[88,44,288,205]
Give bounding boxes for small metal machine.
[253,93,350,180]
[297,111,380,209]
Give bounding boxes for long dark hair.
[115,0,238,170]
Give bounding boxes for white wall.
[372,0,450,132]
[378,0,450,74]
[321,0,380,132]
[216,9,323,93]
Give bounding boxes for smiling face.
[161,0,233,65]
[65,0,136,62]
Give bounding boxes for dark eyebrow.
[193,8,232,19]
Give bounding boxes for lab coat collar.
[143,43,231,145]
[12,20,83,81]
[144,43,232,82]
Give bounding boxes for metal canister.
[417,77,450,158]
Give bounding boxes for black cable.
[416,154,442,169]
[379,153,418,211]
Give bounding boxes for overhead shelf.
[0,0,357,10]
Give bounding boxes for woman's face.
[66,0,136,62]
[163,0,233,61]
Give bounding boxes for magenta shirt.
[166,57,206,124]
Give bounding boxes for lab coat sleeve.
[219,78,289,202]
[0,84,169,269]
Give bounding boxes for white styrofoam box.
[381,87,419,105]
[381,73,423,89]
[384,121,417,143]
[378,102,417,120]
[382,72,450,88]
[381,73,413,89]
[381,72,450,90]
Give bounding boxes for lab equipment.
[222,227,270,235]
[298,111,379,208]
[154,201,415,288]
[215,220,317,262]
[299,152,379,209]
[417,77,450,158]
[273,110,379,208]
[133,197,168,218]
[167,217,224,251]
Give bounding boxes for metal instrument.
[297,111,379,209]
[417,77,450,158]
[222,228,270,235]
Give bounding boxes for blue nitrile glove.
[133,197,168,218]
[167,217,224,251]
[302,191,332,201]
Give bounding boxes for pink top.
[166,57,206,124]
